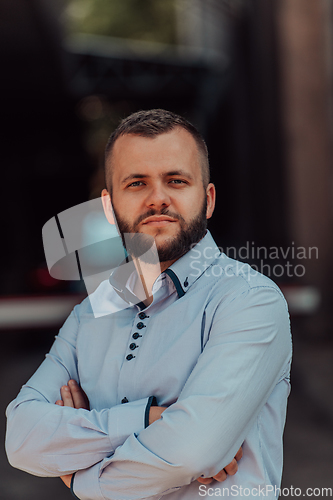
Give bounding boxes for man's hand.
[149,405,167,425]
[196,447,243,484]
[55,379,90,410]
[149,406,243,484]
[55,380,90,488]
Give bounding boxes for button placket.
[126,312,149,361]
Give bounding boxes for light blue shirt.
[5,231,292,500]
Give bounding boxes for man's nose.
[145,183,171,209]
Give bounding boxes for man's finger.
[213,468,228,482]
[196,477,213,484]
[68,380,90,410]
[60,474,73,488]
[196,446,243,485]
[223,458,238,476]
[60,386,74,407]
[235,447,243,461]
[55,400,64,406]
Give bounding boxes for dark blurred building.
[1,0,332,334]
[0,0,287,294]
[0,0,92,294]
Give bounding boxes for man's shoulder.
[199,253,287,307]
[218,253,282,290]
[185,232,284,300]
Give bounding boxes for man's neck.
[132,257,175,307]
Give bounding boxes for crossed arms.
[6,286,291,500]
[56,380,243,489]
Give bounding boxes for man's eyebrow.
[165,170,194,180]
[121,174,147,185]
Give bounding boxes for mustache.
[134,208,185,226]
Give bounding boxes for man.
[6,109,292,499]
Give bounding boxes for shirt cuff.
[72,397,157,499]
[144,396,157,428]
[109,396,154,450]
[70,473,79,499]
[72,463,104,500]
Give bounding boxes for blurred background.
[0,0,333,498]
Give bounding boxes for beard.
[113,198,208,264]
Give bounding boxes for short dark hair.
[104,109,210,191]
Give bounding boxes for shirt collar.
[109,257,146,308]
[165,230,220,297]
[109,230,220,300]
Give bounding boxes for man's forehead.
[110,129,200,173]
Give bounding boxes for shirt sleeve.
[5,306,152,477]
[72,286,292,500]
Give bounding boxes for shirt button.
[139,312,147,320]
[132,333,142,339]
[137,322,145,329]
[129,343,137,350]
[126,354,135,361]
[121,397,128,404]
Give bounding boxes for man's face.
[103,127,215,266]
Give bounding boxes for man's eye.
[129,181,144,187]
[170,179,186,184]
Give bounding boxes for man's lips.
[141,216,178,227]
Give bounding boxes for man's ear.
[206,183,216,220]
[101,189,116,225]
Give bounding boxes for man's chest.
[76,300,210,410]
